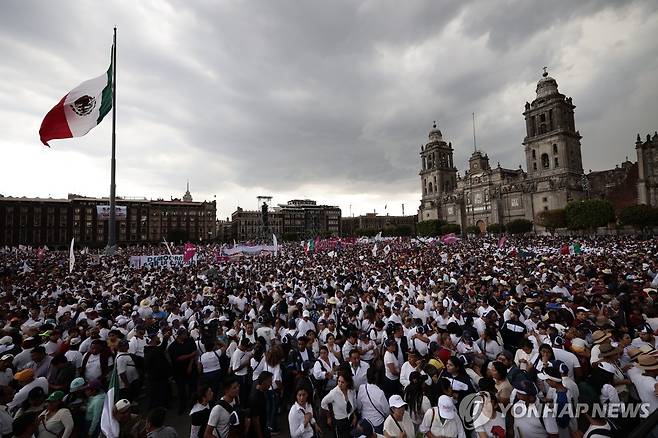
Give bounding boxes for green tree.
[565,199,615,231]
[416,219,446,237]
[536,209,567,234]
[465,225,481,235]
[506,219,534,234]
[382,225,413,237]
[618,204,658,232]
[440,224,461,235]
[486,223,506,234]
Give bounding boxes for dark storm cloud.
[0,0,657,217]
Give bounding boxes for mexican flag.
[39,48,113,146]
[100,366,120,438]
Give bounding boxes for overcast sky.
[1,0,657,219]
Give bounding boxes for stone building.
[636,132,658,206]
[230,199,341,241]
[341,213,417,236]
[0,186,216,248]
[419,70,590,231]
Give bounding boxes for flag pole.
[108,27,117,251]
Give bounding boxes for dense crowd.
[1,235,658,438]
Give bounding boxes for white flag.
[372,244,378,257]
[69,238,75,274]
[273,234,278,256]
[328,251,336,258]
[22,262,32,273]
[384,244,391,256]
[162,237,173,255]
[375,231,383,241]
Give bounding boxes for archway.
[476,220,486,233]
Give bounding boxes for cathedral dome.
[428,121,443,141]
[536,70,558,98]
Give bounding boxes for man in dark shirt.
[144,335,172,411]
[167,329,198,414]
[248,371,272,438]
[47,354,76,393]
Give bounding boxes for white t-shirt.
[83,353,113,381]
[510,400,558,437]
[383,351,399,380]
[230,349,251,377]
[383,412,415,438]
[474,411,506,438]
[207,398,237,438]
[553,348,580,379]
[200,350,223,374]
[115,353,139,389]
[419,407,466,438]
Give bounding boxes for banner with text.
[96,205,127,220]
[129,254,197,269]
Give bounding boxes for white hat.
[115,399,131,412]
[302,310,310,318]
[388,395,407,409]
[598,362,617,374]
[0,336,13,345]
[226,329,237,338]
[438,395,456,419]
[69,337,81,346]
[0,354,13,361]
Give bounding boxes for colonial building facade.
[419,71,591,231]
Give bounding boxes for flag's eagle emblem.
[70,95,96,116]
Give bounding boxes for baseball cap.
[388,395,407,409]
[302,310,310,318]
[70,377,86,392]
[438,395,456,419]
[46,391,65,402]
[0,354,13,362]
[115,399,131,412]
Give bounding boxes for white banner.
[96,205,127,220]
[222,244,278,256]
[129,254,196,269]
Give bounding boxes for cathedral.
[418,70,595,231]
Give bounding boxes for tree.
[465,225,481,235]
[536,209,567,234]
[354,228,378,237]
[416,219,446,237]
[383,225,413,237]
[486,223,506,234]
[618,204,658,232]
[440,224,461,235]
[506,219,534,234]
[565,199,615,231]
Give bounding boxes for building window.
[554,157,559,167]
[541,153,550,169]
[553,144,558,154]
[542,197,548,202]
[532,150,536,159]
[533,162,537,171]
[428,182,433,193]
[544,206,549,211]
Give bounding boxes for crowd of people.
[1,234,658,438]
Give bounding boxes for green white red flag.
[39,48,113,146]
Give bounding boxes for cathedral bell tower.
[523,69,583,177]
[419,122,457,220]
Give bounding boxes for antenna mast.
[472,112,477,153]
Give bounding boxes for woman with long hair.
[320,372,356,438]
[288,386,321,438]
[440,356,475,403]
[403,371,431,433]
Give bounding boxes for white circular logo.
[459,392,494,430]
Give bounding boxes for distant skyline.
[1,1,657,219]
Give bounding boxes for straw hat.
[591,330,611,345]
[638,354,658,371]
[599,343,620,358]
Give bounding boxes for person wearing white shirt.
[128,326,147,358]
[347,349,369,389]
[399,351,423,389]
[288,386,321,438]
[313,347,339,393]
[320,374,356,438]
[383,395,415,438]
[356,368,389,433]
[419,395,466,438]
[383,339,401,398]
[296,312,316,339]
[627,358,658,416]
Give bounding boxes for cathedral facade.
[418,71,588,231]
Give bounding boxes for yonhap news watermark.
[459,392,652,430]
